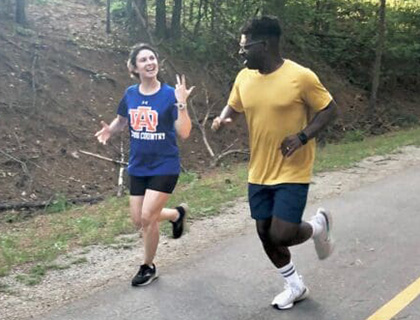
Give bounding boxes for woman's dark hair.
[127,43,159,79]
[240,15,282,42]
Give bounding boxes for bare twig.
[189,94,215,158]
[220,138,239,154]
[79,150,128,166]
[13,132,22,150]
[0,149,33,189]
[31,52,38,108]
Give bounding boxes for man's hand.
[211,116,232,132]
[280,135,303,157]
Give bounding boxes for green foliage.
[15,25,36,37]
[388,110,419,128]
[342,129,366,143]
[178,171,199,184]
[161,0,420,91]
[110,0,127,19]
[45,194,70,213]
[31,0,60,5]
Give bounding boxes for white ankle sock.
[309,217,322,238]
[278,261,303,290]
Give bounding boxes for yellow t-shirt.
[228,59,332,185]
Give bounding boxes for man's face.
[239,34,265,70]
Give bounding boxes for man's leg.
[268,183,312,309]
[261,217,310,309]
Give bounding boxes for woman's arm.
[174,74,194,140]
[95,115,128,145]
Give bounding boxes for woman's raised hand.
[175,74,195,104]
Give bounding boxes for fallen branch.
[0,196,104,212]
[31,52,38,108]
[0,33,30,53]
[69,63,116,85]
[79,150,128,166]
[211,149,249,167]
[117,138,125,197]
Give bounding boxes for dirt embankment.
[1,1,419,211]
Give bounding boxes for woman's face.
[134,49,158,80]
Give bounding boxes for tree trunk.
[155,0,167,39]
[131,0,153,43]
[106,0,111,33]
[171,0,182,39]
[15,0,26,25]
[369,0,386,120]
[0,0,13,17]
[189,0,194,24]
[136,0,148,27]
[193,0,203,37]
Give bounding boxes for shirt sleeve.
[301,69,333,112]
[117,95,128,117]
[227,72,244,113]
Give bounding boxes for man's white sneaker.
[311,207,334,260]
[271,284,309,310]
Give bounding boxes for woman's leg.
[159,208,179,222]
[141,189,171,265]
[129,195,144,230]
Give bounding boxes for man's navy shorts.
[248,183,309,223]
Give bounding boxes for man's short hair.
[240,15,282,41]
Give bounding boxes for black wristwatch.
[297,131,308,145]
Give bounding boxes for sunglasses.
[239,40,265,51]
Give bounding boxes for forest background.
[0,0,419,216]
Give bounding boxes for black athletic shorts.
[129,175,179,196]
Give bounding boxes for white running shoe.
[311,207,334,260]
[271,283,309,310]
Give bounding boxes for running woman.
[95,43,194,287]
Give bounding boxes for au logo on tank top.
[129,106,158,132]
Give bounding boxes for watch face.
[299,132,308,144]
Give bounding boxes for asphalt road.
[37,166,420,320]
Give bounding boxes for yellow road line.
[366,276,420,320]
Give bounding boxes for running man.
[212,16,337,309]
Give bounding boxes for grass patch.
[1,127,419,284]
[315,127,420,172]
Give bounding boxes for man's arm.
[211,105,241,131]
[281,100,338,157]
